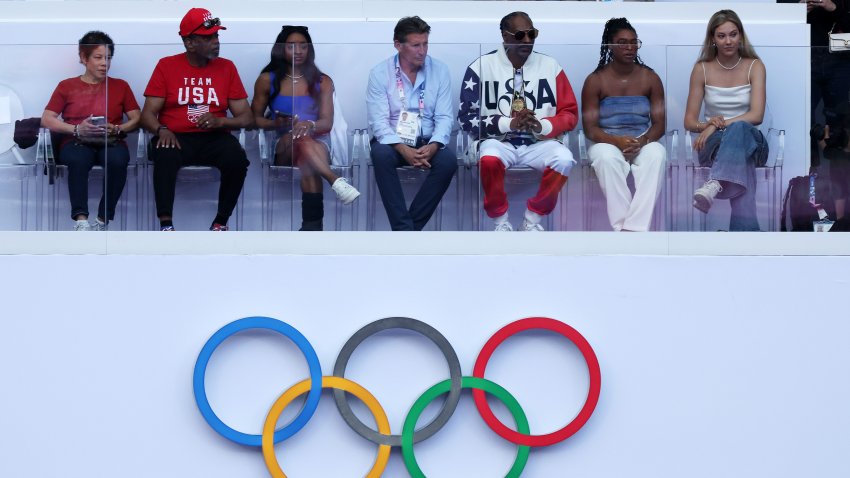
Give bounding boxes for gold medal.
[511,95,526,113]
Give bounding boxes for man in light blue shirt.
[366,16,456,231]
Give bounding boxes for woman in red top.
[41,31,141,231]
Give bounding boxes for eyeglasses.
[189,17,221,36]
[605,39,642,49]
[503,28,539,42]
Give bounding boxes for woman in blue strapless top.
[684,10,768,231]
[581,18,667,232]
[251,25,359,231]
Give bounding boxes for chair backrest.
[0,83,26,164]
[330,90,349,166]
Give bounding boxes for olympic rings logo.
[193,316,602,477]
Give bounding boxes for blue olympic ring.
[192,316,323,447]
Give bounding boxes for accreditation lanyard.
[810,174,829,220]
[395,66,425,117]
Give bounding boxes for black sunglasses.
[504,28,538,42]
[189,17,221,36]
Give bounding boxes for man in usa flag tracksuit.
[458,11,578,231]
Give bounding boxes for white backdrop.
[1,254,848,477]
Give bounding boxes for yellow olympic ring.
[262,376,391,478]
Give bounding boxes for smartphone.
[273,111,293,131]
[90,116,106,126]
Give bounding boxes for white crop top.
[702,59,758,120]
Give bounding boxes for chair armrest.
[464,133,479,167]
[767,128,785,168]
[684,132,696,165]
[258,129,269,162]
[667,129,679,164]
[577,130,588,165]
[136,129,148,160]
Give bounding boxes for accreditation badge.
[396,110,421,146]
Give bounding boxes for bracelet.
[696,121,706,131]
[157,125,169,133]
[73,124,79,138]
[306,120,316,130]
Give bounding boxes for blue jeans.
[370,141,456,231]
[698,122,768,231]
[58,141,130,221]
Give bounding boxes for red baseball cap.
[179,8,226,37]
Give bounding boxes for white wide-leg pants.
[589,141,666,231]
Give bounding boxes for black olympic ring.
[332,316,463,447]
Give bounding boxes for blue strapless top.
[598,96,650,138]
[268,72,319,121]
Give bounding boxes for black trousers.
[150,132,249,220]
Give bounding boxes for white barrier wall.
[1,254,849,478]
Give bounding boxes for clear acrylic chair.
[259,92,359,231]
[40,128,142,231]
[139,129,245,231]
[0,83,36,230]
[577,129,679,231]
[465,133,571,231]
[684,127,784,231]
[360,129,466,231]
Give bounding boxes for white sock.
[524,209,543,225]
[75,219,89,226]
[493,212,510,225]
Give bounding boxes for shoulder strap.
[747,59,758,83]
[701,61,707,84]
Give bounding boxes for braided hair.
[593,18,648,73]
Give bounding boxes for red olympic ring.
[472,317,602,447]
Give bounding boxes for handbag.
[828,24,850,53]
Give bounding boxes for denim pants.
[370,141,456,231]
[698,122,768,231]
[58,141,130,221]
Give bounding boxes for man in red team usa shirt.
[141,8,253,231]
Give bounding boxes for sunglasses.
[504,28,539,42]
[189,17,221,36]
[606,39,642,49]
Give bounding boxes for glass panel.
[0,40,815,239]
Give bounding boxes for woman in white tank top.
[684,10,769,231]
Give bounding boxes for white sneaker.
[92,219,107,231]
[693,179,723,213]
[332,178,360,205]
[494,222,514,232]
[520,219,545,231]
[74,220,91,231]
